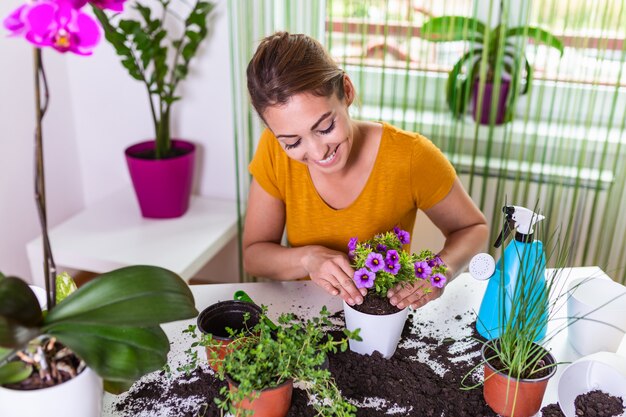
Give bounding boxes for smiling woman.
[242,31,489,312]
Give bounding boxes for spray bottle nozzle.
[494,205,517,248]
[493,205,544,248]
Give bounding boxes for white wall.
[0,0,236,282]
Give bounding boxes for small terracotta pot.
[482,341,556,417]
[196,300,262,371]
[227,377,293,417]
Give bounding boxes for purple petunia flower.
[385,250,399,264]
[384,261,400,275]
[430,273,447,288]
[376,243,387,253]
[414,261,432,279]
[353,268,375,289]
[10,0,102,55]
[393,226,410,245]
[347,237,358,253]
[428,255,443,268]
[365,252,384,272]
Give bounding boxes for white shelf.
[26,187,239,286]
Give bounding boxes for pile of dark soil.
[112,310,495,416]
[574,390,625,417]
[541,390,625,417]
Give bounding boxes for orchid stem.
[33,47,57,309]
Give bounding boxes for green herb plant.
[201,306,361,417]
[93,0,214,158]
[421,5,564,122]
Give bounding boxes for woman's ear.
[343,74,355,106]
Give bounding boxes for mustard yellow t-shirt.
[248,122,456,253]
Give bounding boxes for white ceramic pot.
[557,351,626,417]
[567,276,626,355]
[28,285,47,310]
[343,300,409,359]
[0,366,103,417]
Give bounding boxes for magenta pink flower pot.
[125,139,196,219]
[472,77,511,125]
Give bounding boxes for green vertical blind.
[229,0,626,283]
[227,1,324,281]
[324,0,626,283]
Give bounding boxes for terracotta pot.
[227,377,293,417]
[482,341,556,417]
[0,366,102,417]
[196,300,262,371]
[125,139,196,219]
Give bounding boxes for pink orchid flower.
[6,0,101,55]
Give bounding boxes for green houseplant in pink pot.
[93,0,214,218]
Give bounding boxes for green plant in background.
[0,266,198,393]
[203,306,360,417]
[94,0,214,159]
[421,12,564,122]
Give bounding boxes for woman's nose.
[307,140,329,161]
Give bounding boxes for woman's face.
[262,85,355,176]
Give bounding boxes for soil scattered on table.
[111,310,495,416]
[542,403,566,417]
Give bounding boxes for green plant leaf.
[56,272,77,303]
[45,323,169,383]
[506,26,564,56]
[43,265,197,327]
[0,316,40,348]
[0,276,42,327]
[445,49,483,117]
[421,16,486,43]
[0,361,32,385]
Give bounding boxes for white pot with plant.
[344,227,448,359]
[197,306,361,417]
[93,0,214,219]
[0,1,198,415]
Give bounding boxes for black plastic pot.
[197,300,262,370]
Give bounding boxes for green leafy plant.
[201,306,361,417]
[93,0,215,158]
[0,266,198,393]
[421,12,564,122]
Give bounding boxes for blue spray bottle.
[469,205,548,341]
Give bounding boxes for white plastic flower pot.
[343,300,409,359]
[28,285,47,310]
[0,366,103,417]
[567,276,626,356]
[557,351,626,417]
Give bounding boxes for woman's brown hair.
[246,31,345,118]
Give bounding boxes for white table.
[101,266,609,417]
[26,187,238,286]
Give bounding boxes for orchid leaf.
[43,266,197,327]
[421,16,485,43]
[45,323,169,383]
[0,276,42,327]
[506,26,564,55]
[0,361,32,385]
[0,316,40,348]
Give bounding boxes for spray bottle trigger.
[494,217,516,248]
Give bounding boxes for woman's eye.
[319,120,335,135]
[285,139,301,150]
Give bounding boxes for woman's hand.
[302,245,366,305]
[387,280,444,309]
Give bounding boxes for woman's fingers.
[388,281,443,309]
[333,259,364,305]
